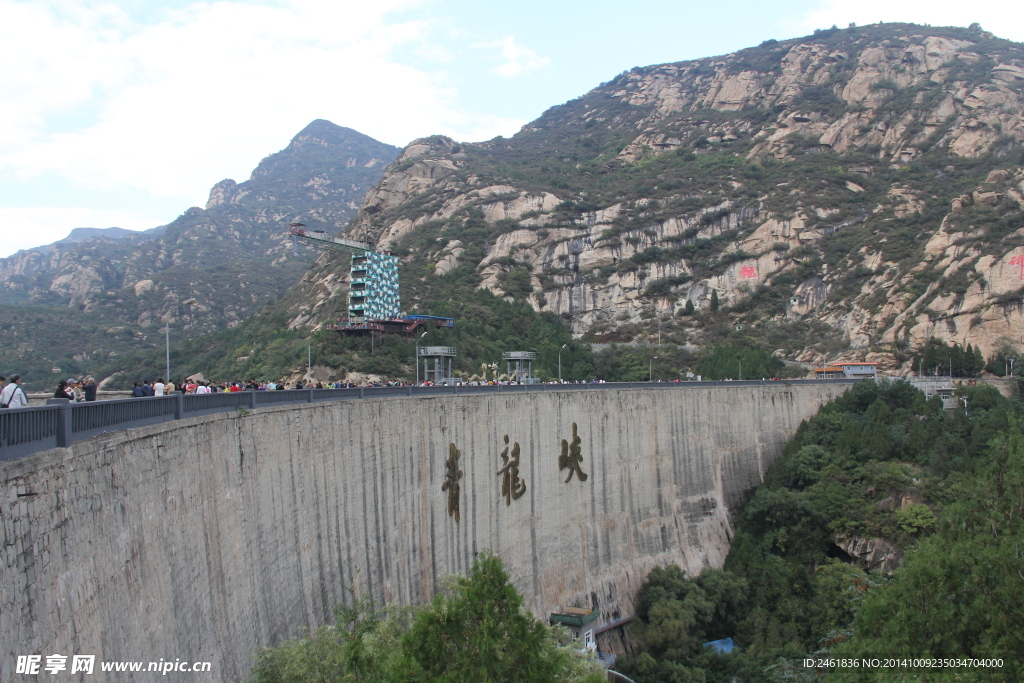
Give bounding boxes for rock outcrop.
[0,121,399,386]
[284,24,1024,370]
[833,533,905,573]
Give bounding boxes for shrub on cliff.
[695,344,784,380]
[619,379,1024,682]
[250,552,606,683]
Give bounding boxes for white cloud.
[473,35,550,78]
[790,0,1024,42]
[0,207,166,258]
[0,0,526,257]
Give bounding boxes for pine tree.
[710,290,719,313]
[950,344,965,377]
[405,552,604,682]
[969,344,985,376]
[684,299,695,316]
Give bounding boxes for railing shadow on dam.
[0,380,857,681]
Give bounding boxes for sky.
[1,0,1020,258]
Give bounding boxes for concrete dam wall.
[1,384,849,681]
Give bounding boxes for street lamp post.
[960,396,969,416]
[558,343,567,383]
[1009,358,1016,377]
[307,339,312,380]
[164,297,197,384]
[650,356,658,382]
[415,331,427,385]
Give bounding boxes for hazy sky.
[1,0,1019,257]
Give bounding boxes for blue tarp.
[702,637,735,654]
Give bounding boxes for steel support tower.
[419,346,457,385]
[503,351,538,384]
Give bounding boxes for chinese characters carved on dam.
[497,435,526,505]
[558,422,588,483]
[442,443,463,522]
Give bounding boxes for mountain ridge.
[0,121,400,389]
[278,22,1024,376]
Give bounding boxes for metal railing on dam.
[0,379,859,462]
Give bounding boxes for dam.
[0,382,852,680]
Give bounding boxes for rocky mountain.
[0,121,399,389]
[285,23,1024,374]
[0,227,165,303]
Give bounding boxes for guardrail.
[0,379,859,463]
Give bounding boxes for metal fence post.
[249,391,257,409]
[56,403,72,448]
[408,385,413,396]
[306,388,313,404]
[359,387,365,399]
[175,394,184,419]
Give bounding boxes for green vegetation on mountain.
[695,345,785,380]
[8,23,1024,389]
[91,286,598,387]
[250,552,606,683]
[297,21,1024,383]
[911,337,986,377]
[620,379,1024,682]
[0,121,399,390]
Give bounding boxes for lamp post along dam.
[0,382,853,680]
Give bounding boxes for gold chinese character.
[442,443,464,522]
[497,435,526,505]
[558,422,588,483]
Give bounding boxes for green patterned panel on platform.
[348,250,401,321]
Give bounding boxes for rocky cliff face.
[287,24,1024,371]
[0,121,398,388]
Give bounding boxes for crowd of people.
[0,374,621,409]
[53,377,99,402]
[126,378,363,395]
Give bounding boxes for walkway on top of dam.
[0,379,859,462]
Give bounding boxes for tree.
[251,553,605,683]
[833,431,1024,678]
[632,565,748,661]
[969,344,985,375]
[405,552,580,681]
[710,290,719,313]
[684,299,695,316]
[695,344,784,380]
[623,373,1024,681]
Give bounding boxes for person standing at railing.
[54,380,75,401]
[153,378,165,396]
[82,376,97,402]
[0,375,27,409]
